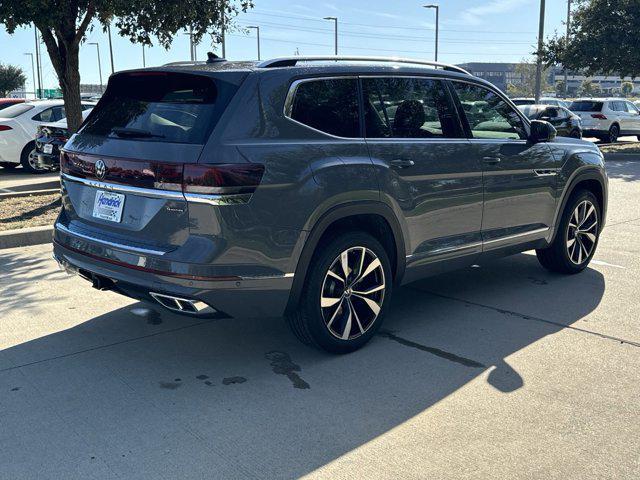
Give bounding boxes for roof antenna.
[207,51,225,63]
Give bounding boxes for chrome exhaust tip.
[149,292,216,315]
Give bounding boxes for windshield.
[81,72,239,144]
[570,101,603,112]
[0,103,35,118]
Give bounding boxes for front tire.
[287,231,392,353]
[536,190,601,274]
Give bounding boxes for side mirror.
[530,120,557,143]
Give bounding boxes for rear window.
[570,101,603,112]
[518,105,546,119]
[0,103,35,118]
[81,72,238,144]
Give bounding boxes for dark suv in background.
[53,56,608,353]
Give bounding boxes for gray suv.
[53,56,608,353]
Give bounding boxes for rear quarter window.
[80,72,239,144]
[287,78,360,138]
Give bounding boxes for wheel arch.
[551,168,607,243]
[285,202,406,315]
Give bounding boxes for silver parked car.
[569,98,640,142]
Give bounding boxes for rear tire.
[20,142,47,174]
[603,124,619,143]
[287,231,392,353]
[0,162,18,170]
[536,190,601,274]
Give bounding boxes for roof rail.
[256,55,470,75]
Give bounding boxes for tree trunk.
[60,45,83,134]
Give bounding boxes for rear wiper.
[111,127,165,138]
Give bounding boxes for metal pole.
[107,23,115,74]
[24,53,36,99]
[423,5,439,62]
[564,0,571,97]
[142,45,146,68]
[323,17,338,55]
[534,0,546,102]
[89,43,103,93]
[221,5,226,58]
[189,26,194,61]
[247,26,261,60]
[34,26,42,98]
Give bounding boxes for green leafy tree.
[0,63,26,97]
[542,0,640,78]
[579,79,600,97]
[621,81,634,96]
[0,1,253,133]
[506,61,550,97]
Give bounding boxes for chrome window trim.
[283,76,363,140]
[61,172,185,201]
[482,227,549,245]
[55,222,169,256]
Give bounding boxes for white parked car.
[0,100,94,173]
[569,98,640,142]
[511,97,570,109]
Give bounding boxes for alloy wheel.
[27,149,45,172]
[320,246,386,340]
[566,200,598,265]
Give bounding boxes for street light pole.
[564,0,572,97]
[142,44,146,67]
[24,53,36,99]
[247,26,261,60]
[221,4,226,58]
[33,26,42,98]
[423,4,439,62]
[534,0,546,102]
[323,16,338,55]
[89,42,103,93]
[107,23,115,74]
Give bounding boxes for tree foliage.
[542,0,640,78]
[621,81,634,96]
[579,79,600,97]
[0,63,26,97]
[0,1,253,132]
[506,62,550,97]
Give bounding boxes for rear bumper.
[53,238,295,319]
[34,151,60,169]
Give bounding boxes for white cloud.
[460,0,532,26]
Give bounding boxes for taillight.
[0,125,12,131]
[183,164,265,195]
[591,113,607,119]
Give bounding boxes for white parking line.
[591,259,625,269]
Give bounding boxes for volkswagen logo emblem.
[95,159,107,180]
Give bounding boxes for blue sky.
[0,0,569,91]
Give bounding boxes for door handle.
[390,159,415,169]
[482,156,502,164]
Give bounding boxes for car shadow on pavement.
[0,253,605,479]
[604,159,640,183]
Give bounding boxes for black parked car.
[33,109,93,171]
[518,104,583,138]
[53,56,608,353]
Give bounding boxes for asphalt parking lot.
[1,160,639,479]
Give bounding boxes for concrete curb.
[603,152,640,162]
[0,188,59,199]
[0,225,53,250]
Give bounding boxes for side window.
[32,107,54,122]
[452,82,527,140]
[612,101,625,112]
[288,78,360,138]
[362,77,462,138]
[52,106,65,121]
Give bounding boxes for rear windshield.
[0,103,35,118]
[80,72,239,144]
[569,101,603,112]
